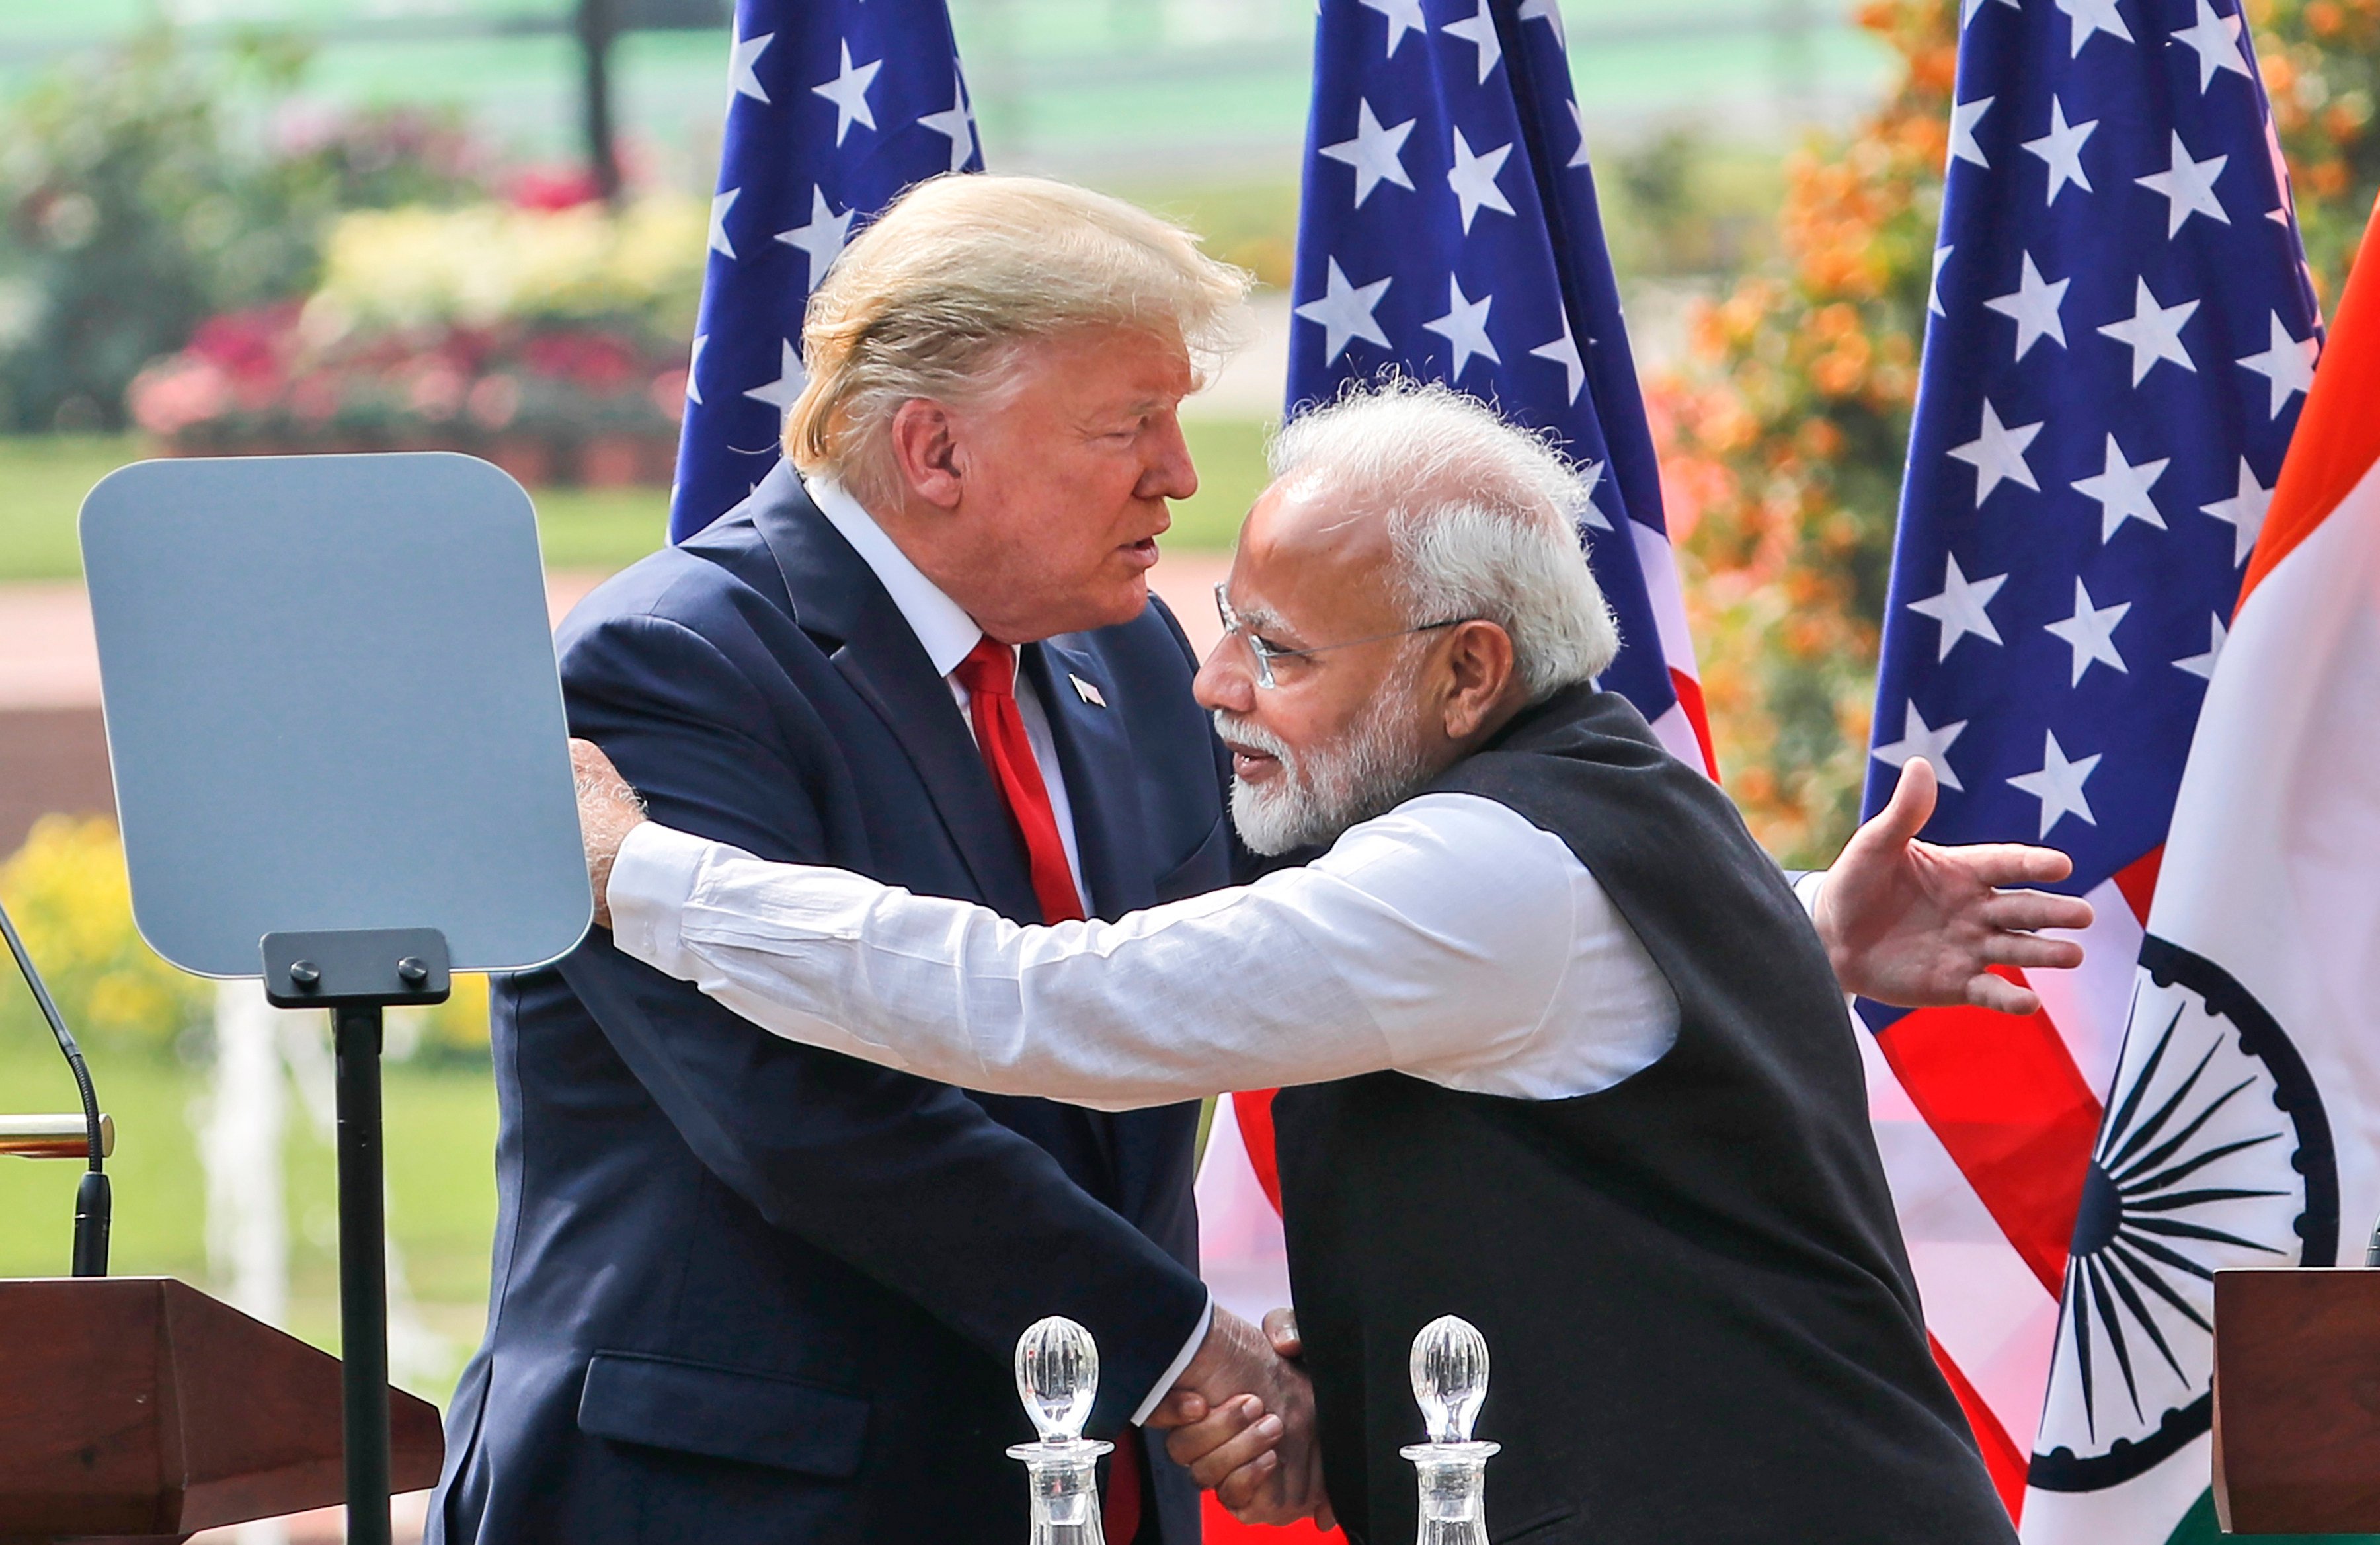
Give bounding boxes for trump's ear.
[1439,619,1518,740]
[889,398,964,510]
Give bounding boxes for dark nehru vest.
[1271,686,2014,1545]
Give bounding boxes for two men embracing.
[435,173,2084,1545]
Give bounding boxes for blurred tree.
[1657,0,2378,866]
[0,26,488,432]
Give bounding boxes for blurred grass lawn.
[0,1035,500,1404]
[0,424,1267,584]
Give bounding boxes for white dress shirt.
[808,476,1087,903]
[610,791,1683,1111]
[802,475,1186,1415]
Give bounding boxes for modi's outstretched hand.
[571,738,647,929]
[1811,758,2095,1015]
[1147,1306,1333,1528]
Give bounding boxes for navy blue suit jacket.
[432,465,1232,1543]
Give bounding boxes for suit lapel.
[1026,639,1154,919]
[751,472,1042,922]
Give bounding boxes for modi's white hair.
[785,174,1250,508]
[1268,379,1621,700]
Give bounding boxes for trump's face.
[889,325,1199,643]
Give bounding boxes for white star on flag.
[1930,244,1954,317]
[1871,703,1968,790]
[708,188,741,259]
[1985,253,2069,358]
[2022,98,2098,204]
[2261,114,2295,225]
[1518,0,1567,47]
[1443,0,1504,84]
[727,29,773,106]
[2174,614,2227,678]
[1424,275,1500,378]
[1961,0,2019,26]
[2235,310,2317,418]
[1950,96,1995,170]
[2008,730,2102,837]
[2045,577,2133,684]
[1321,100,1417,207]
[742,339,808,412]
[1530,317,1586,405]
[2096,276,2200,385]
[686,333,707,405]
[1948,399,2043,506]
[2200,456,2271,565]
[1447,128,1516,232]
[1296,258,1393,365]
[919,73,976,173]
[2055,0,2135,56]
[2171,0,2252,91]
[1576,458,1613,530]
[1567,100,1591,169]
[813,40,882,146]
[1907,552,2008,660]
[775,187,854,292]
[2137,131,2231,236]
[1357,0,1427,56]
[2073,432,2172,541]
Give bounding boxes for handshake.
[1149,1306,1336,1529]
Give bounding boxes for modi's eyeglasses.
[1212,582,1469,690]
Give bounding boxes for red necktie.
[953,639,1086,926]
[953,640,1142,1541]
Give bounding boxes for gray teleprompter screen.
[81,452,592,978]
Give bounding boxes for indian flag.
[2018,201,2380,1544]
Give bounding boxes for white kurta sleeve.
[606,794,1593,1111]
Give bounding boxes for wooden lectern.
[0,1277,443,1543]
[2213,1267,2380,1533]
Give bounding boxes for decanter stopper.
[1017,1314,1100,1443]
[1411,1314,1491,1444]
[1401,1315,1499,1545]
[1010,1316,1113,1545]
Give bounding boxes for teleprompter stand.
[81,452,592,1544]
[262,928,453,1545]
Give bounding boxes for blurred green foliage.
[0,25,487,432]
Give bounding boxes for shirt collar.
[804,475,984,680]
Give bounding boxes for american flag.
[668,0,982,541]
[1857,0,2318,1531]
[1283,0,1713,770]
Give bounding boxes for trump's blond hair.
[783,174,1249,508]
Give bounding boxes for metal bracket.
[260,928,452,1009]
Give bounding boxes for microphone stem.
[0,894,110,1275]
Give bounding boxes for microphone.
[0,892,110,1277]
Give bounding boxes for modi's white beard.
[1215,657,1438,856]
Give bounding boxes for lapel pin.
[1070,673,1107,708]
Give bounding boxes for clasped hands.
[1148,1306,1332,1528]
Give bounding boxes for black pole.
[578,0,623,204]
[335,1003,392,1545]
